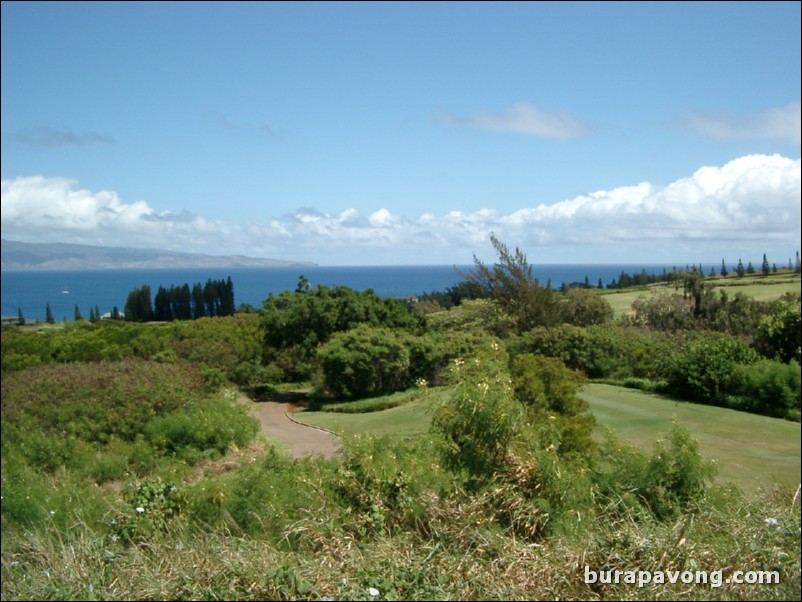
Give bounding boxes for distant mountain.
[0,239,317,270]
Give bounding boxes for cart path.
[246,393,342,460]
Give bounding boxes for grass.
[295,387,449,438]
[297,382,800,495]
[581,383,801,493]
[601,271,800,317]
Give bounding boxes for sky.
[2,1,800,266]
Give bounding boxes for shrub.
[1,359,207,444]
[728,359,801,420]
[663,333,759,407]
[313,324,414,399]
[431,341,523,480]
[145,392,259,461]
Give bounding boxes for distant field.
[296,383,800,494]
[581,383,801,494]
[602,271,800,317]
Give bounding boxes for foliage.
[510,354,595,457]
[662,333,760,408]
[424,298,517,337]
[557,287,615,326]
[514,323,675,381]
[260,281,424,381]
[145,391,259,461]
[313,324,414,399]
[1,359,208,444]
[753,294,802,364]
[431,341,523,480]
[465,234,560,330]
[728,359,801,420]
[594,424,717,519]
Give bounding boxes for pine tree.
[746,261,755,274]
[761,253,770,276]
[17,308,26,326]
[720,259,728,277]
[597,277,604,289]
[74,305,83,321]
[45,302,54,324]
[736,258,745,278]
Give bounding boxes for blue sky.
[2,1,800,266]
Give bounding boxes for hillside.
[0,239,317,270]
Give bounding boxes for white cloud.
[437,102,592,139]
[682,102,801,145]
[2,154,799,264]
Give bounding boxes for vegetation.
[2,240,800,600]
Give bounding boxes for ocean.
[1,263,690,322]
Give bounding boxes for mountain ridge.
[0,239,317,270]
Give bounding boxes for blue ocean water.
[1,264,690,322]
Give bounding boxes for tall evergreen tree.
[45,302,54,324]
[191,283,206,319]
[761,253,770,276]
[746,261,755,274]
[736,258,745,278]
[17,308,25,326]
[720,259,728,277]
[74,305,83,321]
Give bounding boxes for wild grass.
[2,347,799,600]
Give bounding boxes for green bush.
[728,359,801,420]
[313,324,414,399]
[145,392,259,461]
[663,333,759,407]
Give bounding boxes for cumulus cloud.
[437,102,592,139]
[2,154,800,264]
[682,102,801,145]
[11,127,115,147]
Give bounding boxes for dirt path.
[246,394,342,460]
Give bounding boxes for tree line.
[124,277,235,322]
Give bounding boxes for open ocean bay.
[1,264,687,322]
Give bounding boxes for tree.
[17,308,25,326]
[720,259,728,277]
[45,302,55,324]
[313,324,413,399]
[761,253,770,276]
[753,295,802,365]
[736,258,745,278]
[464,234,559,331]
[124,285,153,322]
[74,305,83,321]
[261,279,424,381]
[558,287,614,327]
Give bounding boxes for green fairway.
[601,271,800,317]
[295,394,439,438]
[581,383,801,493]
